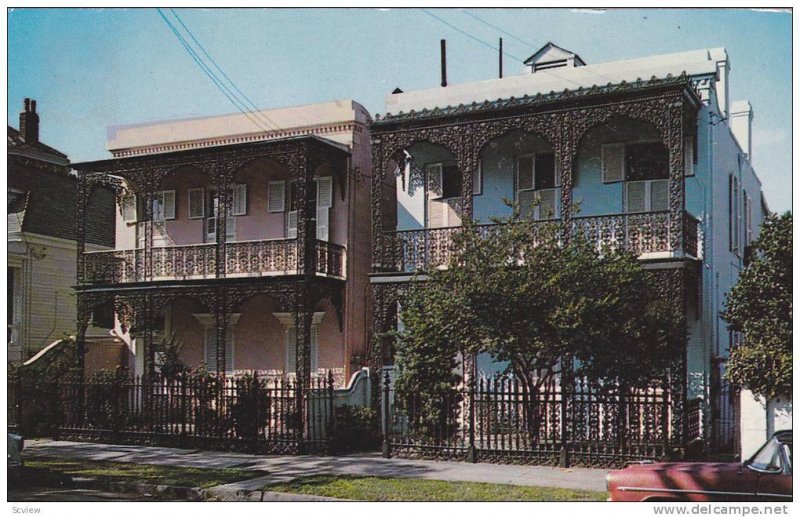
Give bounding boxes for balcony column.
[75,171,89,286]
[217,159,232,278]
[214,287,230,375]
[141,172,155,282]
[370,138,384,271]
[458,135,475,223]
[75,294,91,376]
[293,146,315,276]
[559,114,576,230]
[666,101,686,253]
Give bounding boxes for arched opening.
[229,157,293,243]
[574,116,667,217]
[400,141,460,230]
[477,129,558,222]
[150,165,215,246]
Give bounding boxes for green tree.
[723,212,792,398]
[395,205,684,437]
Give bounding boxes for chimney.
[730,100,753,161]
[440,39,447,87]
[19,98,40,144]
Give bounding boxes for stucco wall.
[739,390,792,459]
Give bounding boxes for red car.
[607,430,792,501]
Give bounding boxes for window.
[748,439,783,472]
[684,135,696,176]
[152,190,176,221]
[622,143,669,214]
[285,324,319,374]
[231,184,247,216]
[316,177,333,241]
[121,194,138,222]
[204,327,234,373]
[442,164,462,199]
[188,188,205,219]
[517,153,559,220]
[601,143,625,183]
[729,175,740,254]
[427,164,463,228]
[268,181,286,212]
[204,189,236,242]
[473,160,483,196]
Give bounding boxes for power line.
[420,8,525,63]
[460,9,620,87]
[156,8,273,134]
[168,8,282,132]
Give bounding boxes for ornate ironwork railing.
[315,240,346,278]
[84,248,145,284]
[225,239,299,276]
[84,238,347,285]
[152,243,217,280]
[380,211,700,273]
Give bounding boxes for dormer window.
[523,42,586,74]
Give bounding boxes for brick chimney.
[19,98,40,144]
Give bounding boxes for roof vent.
[523,42,586,73]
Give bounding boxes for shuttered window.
[427,163,443,199]
[188,188,205,219]
[315,177,333,241]
[287,210,298,239]
[517,155,535,190]
[231,184,247,216]
[684,136,695,176]
[601,143,625,183]
[204,327,234,373]
[152,191,176,221]
[121,194,138,222]
[285,325,319,373]
[625,180,668,213]
[268,181,286,212]
[473,160,482,196]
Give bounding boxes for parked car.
[7,432,24,470]
[607,430,792,502]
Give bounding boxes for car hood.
[615,462,741,475]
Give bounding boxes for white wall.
[739,390,792,459]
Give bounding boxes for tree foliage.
[723,212,792,398]
[395,205,684,424]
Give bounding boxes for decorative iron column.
[463,350,478,463]
[559,113,576,230]
[75,171,88,286]
[666,99,687,253]
[217,158,232,278]
[370,138,384,271]
[214,286,230,375]
[458,133,475,223]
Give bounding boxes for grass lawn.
[266,475,608,501]
[23,458,267,489]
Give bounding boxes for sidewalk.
[24,440,609,500]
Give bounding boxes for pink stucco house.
[73,100,372,387]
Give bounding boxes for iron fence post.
[560,360,571,468]
[382,370,391,459]
[467,382,477,463]
[327,370,335,451]
[252,371,260,453]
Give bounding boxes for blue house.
[369,43,768,457]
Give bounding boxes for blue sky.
[7,7,792,212]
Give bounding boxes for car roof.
[774,430,792,444]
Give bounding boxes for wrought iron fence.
[380,211,701,273]
[382,373,688,467]
[8,370,336,454]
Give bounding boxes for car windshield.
[749,439,783,472]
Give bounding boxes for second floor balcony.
[83,238,346,285]
[377,211,700,274]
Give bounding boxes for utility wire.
[156,8,273,133]
[169,8,282,132]
[420,8,525,63]
[460,9,621,87]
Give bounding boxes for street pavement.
[24,439,610,497]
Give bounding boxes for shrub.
[85,367,132,431]
[332,405,380,453]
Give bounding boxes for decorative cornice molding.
[110,121,365,158]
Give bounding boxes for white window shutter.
[626,181,647,213]
[232,184,247,216]
[188,188,205,219]
[316,207,329,241]
[517,155,535,190]
[310,325,319,372]
[122,194,138,222]
[473,160,482,195]
[206,217,217,243]
[316,177,333,209]
[152,192,165,221]
[268,181,286,212]
[601,143,625,183]
[286,327,297,373]
[137,222,146,248]
[428,199,446,228]
[445,198,462,227]
[649,179,669,212]
[204,328,217,371]
[684,136,695,176]
[536,189,558,220]
[287,210,298,239]
[163,190,176,220]
[226,214,236,240]
[518,189,536,219]
[427,163,443,199]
